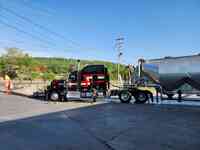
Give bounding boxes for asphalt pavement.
[0,94,200,150]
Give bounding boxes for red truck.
[68,64,110,98]
[68,70,78,91]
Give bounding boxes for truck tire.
[167,94,174,100]
[134,91,148,104]
[80,92,85,98]
[64,93,68,101]
[119,90,132,103]
[50,91,60,101]
[45,92,49,101]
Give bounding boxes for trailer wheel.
[119,90,132,103]
[134,91,148,104]
[103,91,107,97]
[50,91,60,101]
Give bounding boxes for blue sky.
[0,0,200,64]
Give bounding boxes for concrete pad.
[0,95,200,150]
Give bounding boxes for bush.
[31,72,41,80]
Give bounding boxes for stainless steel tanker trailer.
[142,54,200,99]
[113,54,200,103]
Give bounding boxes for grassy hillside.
[0,48,129,80]
[34,57,128,80]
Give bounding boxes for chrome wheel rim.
[50,92,59,101]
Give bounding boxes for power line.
[0,5,82,48]
[0,2,107,55]
[0,38,52,50]
[1,3,105,53]
[0,19,81,56]
[0,11,57,44]
[19,0,56,17]
[0,18,55,47]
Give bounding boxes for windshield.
[81,65,107,74]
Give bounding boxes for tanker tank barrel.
[142,55,200,99]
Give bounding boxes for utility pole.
[115,36,124,83]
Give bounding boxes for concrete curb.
[0,90,32,98]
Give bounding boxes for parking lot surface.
[0,94,200,150]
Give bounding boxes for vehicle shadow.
[161,96,200,102]
[0,102,200,150]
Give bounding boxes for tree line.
[0,48,129,81]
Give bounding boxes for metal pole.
[138,59,141,78]
[77,59,80,71]
[77,59,80,91]
[116,37,124,83]
[138,59,144,79]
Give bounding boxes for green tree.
[42,72,55,81]
[0,47,38,80]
